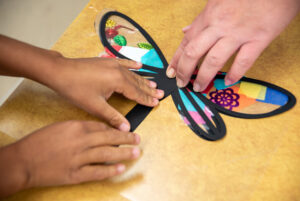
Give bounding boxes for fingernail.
[166,67,176,78]
[157,89,164,98]
[132,147,140,158]
[225,78,233,86]
[176,78,185,88]
[153,98,159,105]
[182,25,191,33]
[117,164,126,173]
[193,83,201,92]
[149,81,157,88]
[136,62,142,67]
[135,134,141,144]
[119,123,130,132]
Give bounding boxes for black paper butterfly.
[97,11,296,141]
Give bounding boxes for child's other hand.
[48,57,164,131]
[0,121,140,197]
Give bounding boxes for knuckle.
[107,114,121,126]
[99,148,111,161]
[237,57,252,68]
[107,130,120,142]
[123,148,134,158]
[125,133,135,143]
[68,170,83,184]
[145,95,153,105]
[95,170,107,180]
[176,70,186,80]
[206,54,224,67]
[184,44,199,59]
[112,66,124,80]
[66,120,85,131]
[103,167,118,179]
[136,76,145,89]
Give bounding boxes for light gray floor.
[0,0,89,106]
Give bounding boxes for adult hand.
[167,0,300,91]
[0,121,141,197]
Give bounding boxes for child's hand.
[48,57,164,131]
[0,35,164,131]
[0,121,140,197]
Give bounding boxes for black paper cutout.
[98,11,297,141]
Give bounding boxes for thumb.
[96,99,130,132]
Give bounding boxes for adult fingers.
[166,37,189,78]
[194,37,241,92]
[79,146,140,165]
[166,13,206,78]
[176,27,221,88]
[225,41,268,85]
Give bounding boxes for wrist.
[31,50,66,88]
[0,144,30,197]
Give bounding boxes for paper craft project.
[95,11,296,141]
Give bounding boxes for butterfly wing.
[171,86,226,141]
[97,11,168,80]
[195,72,296,118]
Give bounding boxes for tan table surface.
[1,0,300,200]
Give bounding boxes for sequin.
[113,35,127,46]
[137,42,153,50]
[105,19,116,28]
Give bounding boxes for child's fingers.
[79,146,140,165]
[115,76,161,107]
[117,58,142,69]
[81,121,109,133]
[85,129,140,148]
[74,164,125,183]
[86,98,131,132]
[130,72,164,99]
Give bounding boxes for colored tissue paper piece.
[257,87,288,106]
[119,46,149,62]
[187,111,206,125]
[204,106,214,120]
[179,90,209,125]
[256,86,267,100]
[239,81,267,99]
[141,49,164,68]
[214,79,240,90]
[100,53,114,58]
[106,19,116,28]
[113,35,127,46]
[137,42,153,50]
[179,89,197,112]
[189,91,205,110]
[104,45,122,57]
[137,68,157,74]
[230,86,256,112]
